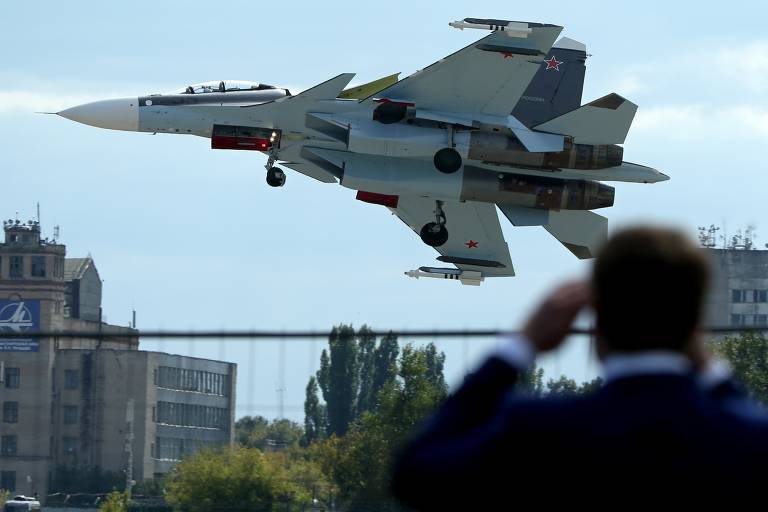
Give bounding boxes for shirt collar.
[602,351,692,383]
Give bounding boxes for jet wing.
[368,21,562,116]
[392,196,514,278]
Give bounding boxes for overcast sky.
[1,1,766,420]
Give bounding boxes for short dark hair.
[591,226,710,352]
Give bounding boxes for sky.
[1,0,766,421]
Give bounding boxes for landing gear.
[434,147,462,174]
[266,166,286,187]
[264,147,285,187]
[420,201,449,247]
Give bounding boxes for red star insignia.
[501,51,515,59]
[465,240,479,249]
[544,56,563,71]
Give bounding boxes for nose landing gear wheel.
[420,222,449,247]
[266,167,286,187]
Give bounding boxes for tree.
[99,490,128,512]
[303,376,325,446]
[711,331,768,403]
[546,375,578,396]
[165,446,328,512]
[518,365,545,396]
[0,490,9,507]
[317,325,360,436]
[235,415,303,450]
[356,325,377,416]
[329,343,449,511]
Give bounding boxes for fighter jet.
[56,18,667,286]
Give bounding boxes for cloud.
[716,41,768,92]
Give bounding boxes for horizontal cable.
[0,326,764,339]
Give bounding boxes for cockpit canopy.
[169,80,278,95]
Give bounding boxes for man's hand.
[523,281,591,353]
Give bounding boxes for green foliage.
[235,416,304,450]
[546,375,579,396]
[132,477,165,497]
[100,490,128,512]
[165,446,330,512]
[711,331,768,403]
[318,325,360,436]
[0,489,9,506]
[518,365,545,396]
[324,342,449,511]
[303,376,326,446]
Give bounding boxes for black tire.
[266,167,286,187]
[420,222,449,247]
[434,148,462,174]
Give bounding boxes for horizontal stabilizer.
[544,210,607,259]
[498,205,550,226]
[533,93,637,145]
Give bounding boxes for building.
[702,226,768,332]
[0,218,236,499]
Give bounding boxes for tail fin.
[512,37,587,127]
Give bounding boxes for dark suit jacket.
[391,356,768,508]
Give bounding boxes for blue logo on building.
[0,300,40,352]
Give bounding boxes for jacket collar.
[602,351,691,383]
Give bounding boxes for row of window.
[154,436,219,461]
[156,401,228,430]
[156,366,229,396]
[3,368,80,390]
[3,367,20,388]
[732,289,768,304]
[0,255,59,279]
[731,314,768,326]
[2,402,78,425]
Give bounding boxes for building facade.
[0,219,236,499]
[704,247,768,331]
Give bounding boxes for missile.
[405,267,484,286]
[448,18,533,38]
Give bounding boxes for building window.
[4,368,20,389]
[755,314,768,326]
[758,291,768,303]
[31,256,46,277]
[0,470,15,492]
[62,437,77,457]
[1,435,17,456]
[64,369,80,390]
[9,256,23,278]
[2,402,18,423]
[731,314,744,326]
[63,405,78,425]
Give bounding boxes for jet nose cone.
[58,97,139,131]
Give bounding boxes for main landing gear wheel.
[434,147,462,174]
[266,167,286,187]
[420,200,448,247]
[420,222,449,247]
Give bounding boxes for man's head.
[591,226,710,354]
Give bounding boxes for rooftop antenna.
[53,225,60,242]
[36,202,41,228]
